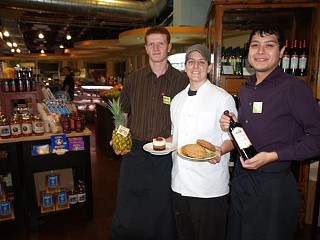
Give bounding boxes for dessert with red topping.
[153,137,166,151]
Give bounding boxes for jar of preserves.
[10,115,22,138]
[21,114,33,137]
[0,117,11,139]
[75,114,84,133]
[32,115,44,136]
[61,114,71,134]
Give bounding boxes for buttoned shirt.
[239,66,320,172]
[121,63,188,141]
[171,80,237,198]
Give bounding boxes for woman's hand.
[208,145,221,164]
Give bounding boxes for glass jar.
[32,115,44,136]
[0,117,11,139]
[75,114,84,133]
[10,114,22,138]
[61,114,71,134]
[21,114,33,137]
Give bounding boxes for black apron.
[109,140,177,240]
[227,165,300,240]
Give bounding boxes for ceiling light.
[12,42,17,47]
[40,49,45,53]
[7,41,12,47]
[38,32,44,39]
[11,48,15,53]
[66,32,72,40]
[3,31,9,37]
[16,49,21,53]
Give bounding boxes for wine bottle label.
[290,57,299,69]
[281,56,290,69]
[232,127,253,149]
[298,56,307,69]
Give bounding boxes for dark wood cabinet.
[0,129,94,232]
[0,142,25,233]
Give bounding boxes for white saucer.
[143,142,177,155]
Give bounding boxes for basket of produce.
[99,84,122,101]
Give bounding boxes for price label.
[117,125,130,137]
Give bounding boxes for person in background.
[219,23,320,240]
[98,72,106,84]
[170,44,237,240]
[109,26,189,240]
[62,66,75,101]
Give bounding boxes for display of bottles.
[298,39,308,76]
[224,110,257,160]
[1,66,37,93]
[280,39,309,76]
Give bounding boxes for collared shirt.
[121,63,188,141]
[170,80,238,198]
[239,66,320,172]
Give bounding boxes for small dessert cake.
[153,137,166,151]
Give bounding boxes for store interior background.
[0,0,320,239]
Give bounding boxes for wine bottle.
[298,39,308,76]
[281,40,291,74]
[290,39,299,76]
[224,110,257,160]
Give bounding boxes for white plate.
[143,142,177,155]
[177,147,217,161]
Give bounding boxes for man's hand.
[109,140,131,155]
[220,112,237,132]
[240,151,278,169]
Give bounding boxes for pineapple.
[107,98,132,152]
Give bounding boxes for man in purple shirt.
[220,23,320,240]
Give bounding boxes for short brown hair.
[144,26,171,44]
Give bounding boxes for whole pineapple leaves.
[107,98,125,127]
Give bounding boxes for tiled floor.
[1,122,319,240]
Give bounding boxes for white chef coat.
[170,80,238,198]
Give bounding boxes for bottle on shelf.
[298,39,308,76]
[281,39,291,74]
[290,39,299,76]
[234,47,242,76]
[223,110,257,160]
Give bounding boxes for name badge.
[163,95,171,105]
[252,102,263,113]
